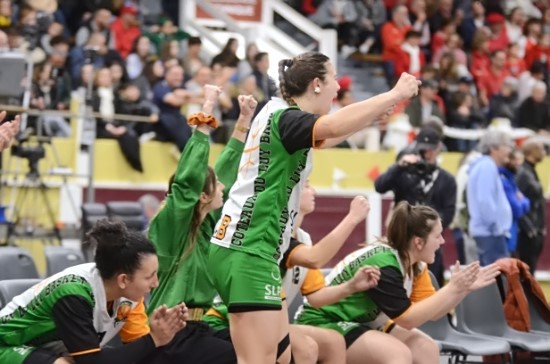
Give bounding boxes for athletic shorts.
[208,244,282,312]
[0,341,67,364]
[295,308,375,348]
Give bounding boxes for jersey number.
[214,215,232,240]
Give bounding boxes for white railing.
[179,0,337,69]
[262,0,337,68]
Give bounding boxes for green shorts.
[208,244,282,312]
[295,307,373,348]
[0,345,59,364]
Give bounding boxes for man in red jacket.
[111,3,142,59]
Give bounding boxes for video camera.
[10,130,48,178]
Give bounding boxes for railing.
[179,0,337,68]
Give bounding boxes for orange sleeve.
[410,266,436,303]
[119,299,150,343]
[300,269,326,296]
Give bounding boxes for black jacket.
[375,163,457,229]
[516,161,546,237]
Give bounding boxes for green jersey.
[0,263,149,358]
[211,98,321,264]
[147,131,244,313]
[296,244,435,330]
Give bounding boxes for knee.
[291,335,318,364]
[392,344,413,364]
[410,335,439,363]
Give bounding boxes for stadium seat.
[81,203,108,261]
[456,282,550,354]
[0,247,39,280]
[0,278,41,309]
[44,246,85,277]
[419,272,511,361]
[105,201,146,232]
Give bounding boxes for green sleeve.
[208,137,244,224]
[148,131,210,257]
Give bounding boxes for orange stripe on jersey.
[70,348,101,356]
[311,116,327,149]
[119,298,150,344]
[286,244,307,269]
[301,269,326,296]
[410,266,436,303]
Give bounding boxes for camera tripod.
[5,150,62,244]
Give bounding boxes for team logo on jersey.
[115,301,132,325]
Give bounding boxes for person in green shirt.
[208,51,421,364]
[145,16,189,56]
[146,84,257,363]
[296,201,500,364]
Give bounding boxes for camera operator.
[375,126,456,286]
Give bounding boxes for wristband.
[234,123,250,133]
[188,112,219,128]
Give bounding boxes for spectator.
[517,18,542,58]
[486,12,509,52]
[459,0,486,50]
[380,5,411,86]
[437,53,471,109]
[466,130,513,266]
[109,60,128,91]
[134,57,164,101]
[93,67,143,172]
[145,15,188,54]
[517,60,546,104]
[211,37,239,68]
[39,21,64,55]
[159,39,181,62]
[499,149,530,255]
[476,49,509,107]
[395,30,425,79]
[236,42,258,79]
[69,32,123,83]
[138,193,161,229]
[252,52,277,102]
[505,7,526,45]
[428,0,453,35]
[469,32,491,81]
[116,82,159,138]
[183,36,207,77]
[516,138,547,274]
[308,0,358,57]
[30,62,71,137]
[126,35,153,79]
[185,65,215,116]
[111,2,141,59]
[432,33,468,67]
[354,0,387,54]
[505,42,526,77]
[375,126,457,286]
[0,0,13,30]
[152,65,191,151]
[516,81,550,134]
[525,32,550,69]
[489,76,519,121]
[405,79,445,127]
[409,0,430,55]
[431,18,457,60]
[74,7,112,47]
[448,91,484,152]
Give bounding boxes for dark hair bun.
[87,219,128,251]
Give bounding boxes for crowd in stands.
[0,0,281,171]
[297,0,550,152]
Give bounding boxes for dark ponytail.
[87,219,156,280]
[386,201,440,276]
[278,52,330,105]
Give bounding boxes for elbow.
[307,297,324,308]
[303,256,323,269]
[393,316,419,331]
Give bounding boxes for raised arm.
[313,73,419,140]
[288,196,370,269]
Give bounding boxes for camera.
[403,159,436,176]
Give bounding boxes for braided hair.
[278,52,330,105]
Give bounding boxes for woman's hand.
[348,265,381,293]
[149,303,188,347]
[347,196,370,224]
[448,261,480,293]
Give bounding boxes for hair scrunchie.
[187,112,219,128]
